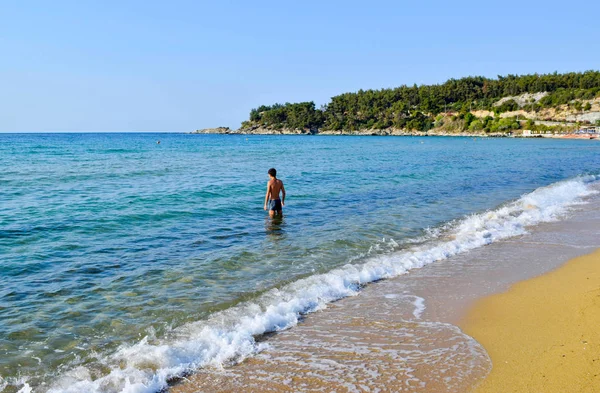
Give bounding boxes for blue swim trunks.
[269,198,282,211]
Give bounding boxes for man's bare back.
[268,179,284,199]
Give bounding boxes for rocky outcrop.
[237,125,318,135]
[192,125,318,135]
[192,126,511,137]
[319,129,429,136]
[493,92,549,107]
[192,127,237,134]
[193,126,319,135]
[566,112,600,123]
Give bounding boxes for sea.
[1,133,600,393]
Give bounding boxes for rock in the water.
[192,127,234,134]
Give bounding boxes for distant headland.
[194,71,600,137]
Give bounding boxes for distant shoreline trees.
[242,71,600,133]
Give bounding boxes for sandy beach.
[461,249,600,393]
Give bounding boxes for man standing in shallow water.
[264,168,285,217]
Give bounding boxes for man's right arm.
[264,182,271,210]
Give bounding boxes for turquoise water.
[1,133,600,392]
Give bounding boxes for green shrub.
[469,120,484,131]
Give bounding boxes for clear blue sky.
[1,0,598,132]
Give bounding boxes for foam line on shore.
[11,175,599,393]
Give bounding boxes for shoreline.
[191,127,598,139]
[460,249,600,393]
[168,180,600,393]
[191,127,513,137]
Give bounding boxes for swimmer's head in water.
[268,168,277,178]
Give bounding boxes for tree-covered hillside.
[242,71,600,132]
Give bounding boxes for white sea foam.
[17,176,599,393]
[382,293,425,319]
[411,295,426,319]
[16,380,32,393]
[0,377,32,393]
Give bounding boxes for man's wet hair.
[268,168,277,177]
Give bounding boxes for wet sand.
[170,297,491,393]
[461,249,600,393]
